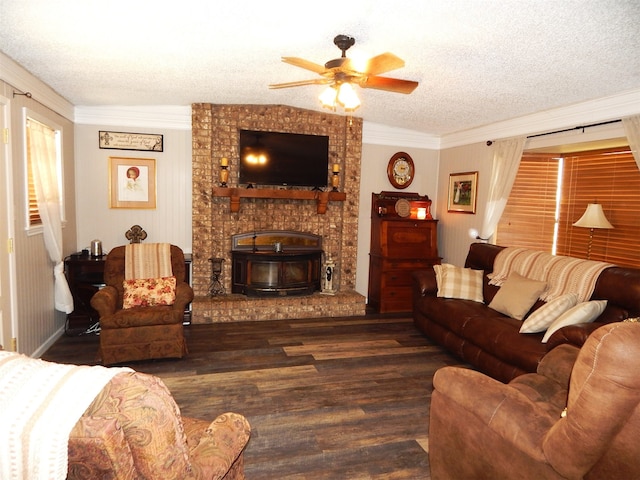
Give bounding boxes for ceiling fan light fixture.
[337,82,361,111]
[319,85,338,111]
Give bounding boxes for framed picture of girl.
[109,157,156,209]
[447,171,478,214]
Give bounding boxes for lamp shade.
[573,203,614,229]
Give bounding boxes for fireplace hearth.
[231,231,323,297]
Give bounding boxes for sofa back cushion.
[465,242,640,321]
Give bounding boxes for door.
[0,95,16,351]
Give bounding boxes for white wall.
[436,141,494,266]
[74,123,192,254]
[0,55,77,356]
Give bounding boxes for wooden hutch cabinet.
[368,192,440,313]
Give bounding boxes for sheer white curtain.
[479,136,526,241]
[622,115,640,170]
[28,118,73,313]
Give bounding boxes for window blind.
[25,121,42,226]
[496,147,640,268]
[557,148,640,267]
[495,153,560,252]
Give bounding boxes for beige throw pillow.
[434,264,484,303]
[488,272,547,320]
[519,293,579,333]
[541,300,607,343]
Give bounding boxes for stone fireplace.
[191,104,366,322]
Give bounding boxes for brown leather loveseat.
[412,242,640,382]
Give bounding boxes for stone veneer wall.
[191,104,366,322]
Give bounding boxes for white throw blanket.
[124,242,172,280]
[487,247,613,303]
[0,351,131,480]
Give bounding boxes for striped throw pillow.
[519,293,578,333]
[434,264,484,303]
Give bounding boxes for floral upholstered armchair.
[91,244,193,365]
[68,370,251,480]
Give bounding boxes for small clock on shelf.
[387,152,414,189]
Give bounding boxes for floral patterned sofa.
[68,370,251,479]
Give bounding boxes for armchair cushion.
[122,275,177,309]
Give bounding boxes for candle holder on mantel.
[331,163,340,192]
[219,157,229,187]
[208,257,226,296]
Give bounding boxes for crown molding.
[74,105,192,130]
[440,88,640,149]
[362,121,440,149]
[0,52,75,121]
[68,88,640,148]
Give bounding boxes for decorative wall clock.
[387,152,414,189]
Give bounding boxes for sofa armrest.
[545,323,606,351]
[188,412,251,480]
[90,286,118,317]
[68,416,137,480]
[412,269,437,297]
[433,366,558,459]
[173,281,194,312]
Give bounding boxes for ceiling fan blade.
[363,52,405,75]
[269,78,329,89]
[360,75,419,94]
[281,57,327,74]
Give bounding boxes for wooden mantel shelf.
[212,187,347,214]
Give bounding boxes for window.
[25,115,63,230]
[496,146,640,268]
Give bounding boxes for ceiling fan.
[269,34,419,111]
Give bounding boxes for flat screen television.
[239,130,330,188]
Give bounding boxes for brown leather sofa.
[413,242,640,382]
[429,321,640,479]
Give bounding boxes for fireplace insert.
[231,231,323,297]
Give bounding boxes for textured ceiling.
[1,0,639,136]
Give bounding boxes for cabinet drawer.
[381,222,437,258]
[381,270,416,287]
[381,258,437,270]
[379,287,414,312]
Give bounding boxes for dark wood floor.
[43,315,465,479]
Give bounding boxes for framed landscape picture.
[109,157,156,209]
[448,171,478,214]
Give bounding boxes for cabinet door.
[381,221,436,258]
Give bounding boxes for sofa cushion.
[542,300,607,343]
[488,272,547,320]
[460,315,547,373]
[434,264,484,303]
[520,293,579,334]
[417,296,498,337]
[122,276,176,309]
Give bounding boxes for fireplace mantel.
[212,187,346,214]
